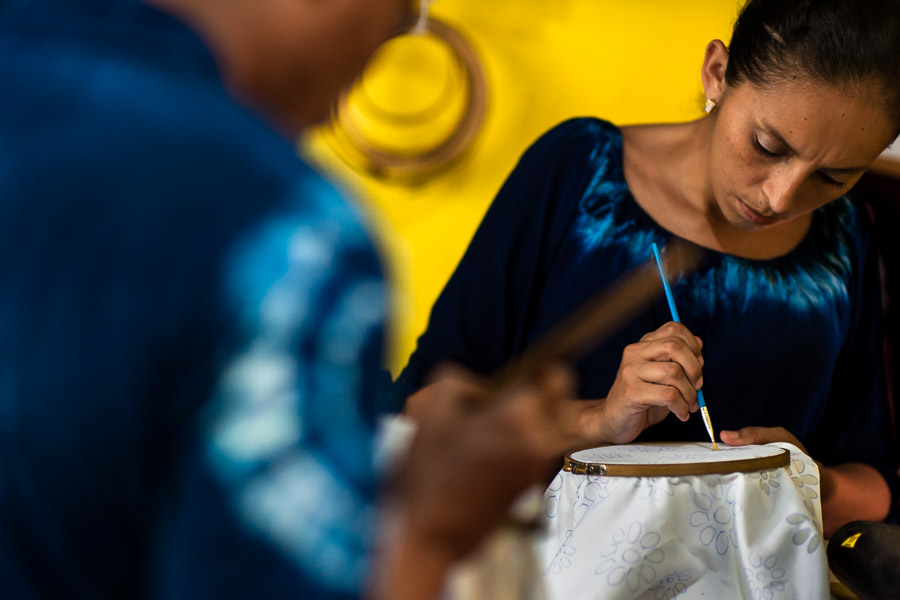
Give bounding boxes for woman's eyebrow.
[760,121,866,173]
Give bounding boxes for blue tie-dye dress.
[393,118,898,502]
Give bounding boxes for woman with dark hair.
[391,0,900,536]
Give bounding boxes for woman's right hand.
[405,321,705,448]
[584,321,705,445]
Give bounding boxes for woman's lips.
[736,199,778,225]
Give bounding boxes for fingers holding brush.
[586,321,704,444]
[638,321,705,378]
[623,321,704,406]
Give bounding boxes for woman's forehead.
[730,78,896,162]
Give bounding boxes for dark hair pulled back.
[726,0,900,130]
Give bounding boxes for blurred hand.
[404,367,507,423]
[374,362,578,600]
[393,362,576,560]
[581,321,704,445]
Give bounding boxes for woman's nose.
[761,164,805,214]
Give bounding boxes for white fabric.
[538,443,828,600]
[445,519,546,600]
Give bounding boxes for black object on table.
[827,520,900,600]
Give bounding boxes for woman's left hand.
[721,426,891,535]
[719,426,808,454]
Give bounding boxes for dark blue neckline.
[594,121,853,270]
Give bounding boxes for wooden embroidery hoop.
[564,442,791,477]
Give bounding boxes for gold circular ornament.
[323,17,487,184]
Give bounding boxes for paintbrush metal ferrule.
[701,406,718,451]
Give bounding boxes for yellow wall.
[302,1,743,373]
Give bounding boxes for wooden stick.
[492,238,704,387]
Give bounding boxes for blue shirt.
[394,118,898,506]
[0,1,385,598]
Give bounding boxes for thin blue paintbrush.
[651,242,718,451]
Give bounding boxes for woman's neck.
[621,119,812,260]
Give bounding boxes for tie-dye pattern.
[574,124,853,329]
[206,178,385,595]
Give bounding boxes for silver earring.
[704,98,717,114]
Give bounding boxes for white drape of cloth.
[536,443,828,600]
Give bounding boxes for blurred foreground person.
[0,1,656,599]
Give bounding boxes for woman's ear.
[700,39,729,103]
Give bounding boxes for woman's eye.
[819,172,846,188]
[754,136,778,157]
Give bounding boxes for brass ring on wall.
[324,17,487,185]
